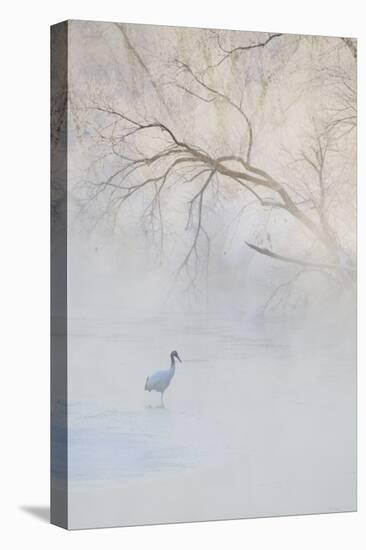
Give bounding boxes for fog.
[66,230,355,528]
[63,21,356,528]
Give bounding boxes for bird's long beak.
[177,355,182,363]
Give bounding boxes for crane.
[144,350,182,407]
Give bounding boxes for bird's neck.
[170,356,176,369]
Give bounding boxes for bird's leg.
[160,392,165,408]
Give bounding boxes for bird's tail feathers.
[144,377,150,391]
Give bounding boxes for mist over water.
[66,176,356,528]
[67,303,355,527]
[65,153,356,528]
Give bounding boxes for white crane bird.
[144,350,183,407]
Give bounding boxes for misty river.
[64,308,355,528]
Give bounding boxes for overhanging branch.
[245,241,353,273]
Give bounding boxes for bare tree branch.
[210,32,283,68]
[341,37,357,60]
[175,60,253,162]
[114,23,171,115]
[178,171,215,275]
[77,29,356,304]
[245,241,353,273]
